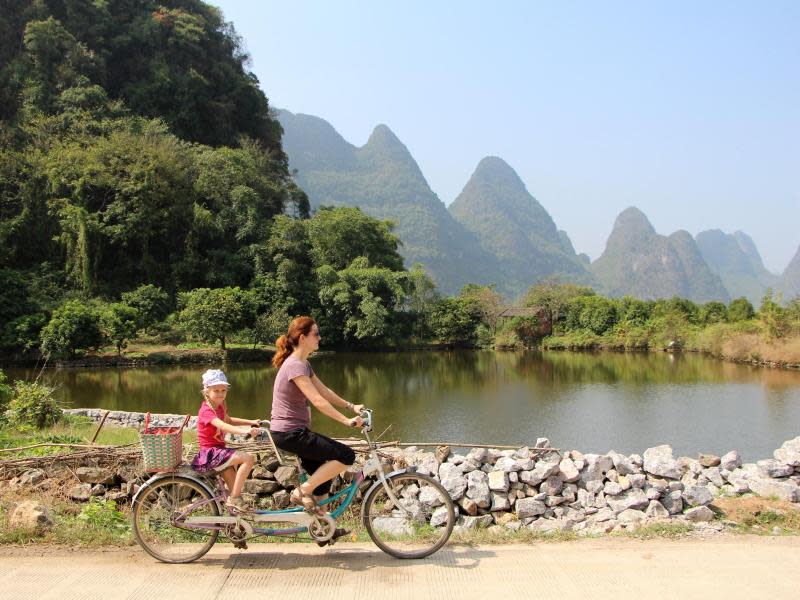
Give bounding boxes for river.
[7,350,800,460]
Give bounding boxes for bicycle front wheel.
[132,476,220,563]
[362,471,455,559]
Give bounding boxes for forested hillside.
[590,207,730,302]
[0,1,439,356]
[780,245,800,300]
[277,109,502,295]
[695,229,778,304]
[448,156,596,297]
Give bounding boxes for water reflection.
[6,351,800,461]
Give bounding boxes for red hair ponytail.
[272,316,317,368]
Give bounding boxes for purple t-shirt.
[270,355,315,432]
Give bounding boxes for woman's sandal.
[290,487,323,515]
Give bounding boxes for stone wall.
[65,408,198,430]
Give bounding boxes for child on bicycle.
[190,369,260,513]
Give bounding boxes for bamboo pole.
[0,442,136,454]
[89,410,110,444]
[394,442,560,451]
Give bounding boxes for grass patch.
[622,521,694,539]
[715,496,800,535]
[0,419,196,459]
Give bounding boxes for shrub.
[759,289,790,340]
[577,296,619,335]
[728,297,755,322]
[178,287,256,350]
[6,381,62,429]
[78,498,130,534]
[252,307,291,347]
[619,296,652,326]
[40,300,104,358]
[1,312,48,353]
[0,370,12,416]
[100,302,139,355]
[121,284,171,332]
[428,297,482,346]
[699,301,728,325]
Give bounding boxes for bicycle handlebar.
[245,410,372,439]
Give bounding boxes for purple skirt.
[191,447,237,473]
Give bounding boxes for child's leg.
[217,452,254,498]
[229,451,254,498]
[220,466,236,497]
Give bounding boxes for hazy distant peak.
[470,156,527,189]
[668,229,694,243]
[780,243,800,298]
[361,123,418,169]
[732,230,762,262]
[612,206,656,236]
[558,229,576,255]
[365,123,403,150]
[276,109,353,148]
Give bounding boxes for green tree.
[727,297,755,322]
[252,307,291,348]
[1,312,48,354]
[759,289,789,339]
[576,295,619,335]
[263,215,318,316]
[428,297,482,346]
[306,206,404,271]
[651,297,700,324]
[316,258,408,346]
[699,301,728,325]
[40,299,104,358]
[178,287,256,350]
[459,283,503,331]
[0,370,13,416]
[121,284,170,332]
[100,302,139,356]
[618,296,652,326]
[402,264,439,339]
[522,282,595,333]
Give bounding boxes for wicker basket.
[139,413,190,473]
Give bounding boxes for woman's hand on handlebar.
[348,416,365,428]
[351,403,365,415]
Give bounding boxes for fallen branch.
[0,442,136,453]
[396,442,560,451]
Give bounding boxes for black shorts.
[269,427,356,496]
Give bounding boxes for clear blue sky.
[213,1,799,273]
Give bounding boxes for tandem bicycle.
[131,409,456,563]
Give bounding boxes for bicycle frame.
[137,409,407,539]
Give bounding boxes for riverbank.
[2,415,798,548]
[0,342,460,369]
[541,323,800,370]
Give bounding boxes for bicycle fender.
[131,472,217,506]
[359,467,419,521]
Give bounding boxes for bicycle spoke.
[132,477,220,563]
[363,472,455,559]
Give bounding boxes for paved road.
[2,536,798,600]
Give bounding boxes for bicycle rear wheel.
[362,471,455,559]
[132,476,220,563]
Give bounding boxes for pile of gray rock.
[390,436,800,534]
[9,411,800,537]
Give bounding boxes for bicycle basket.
[139,413,191,473]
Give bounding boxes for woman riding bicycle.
[270,316,364,513]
